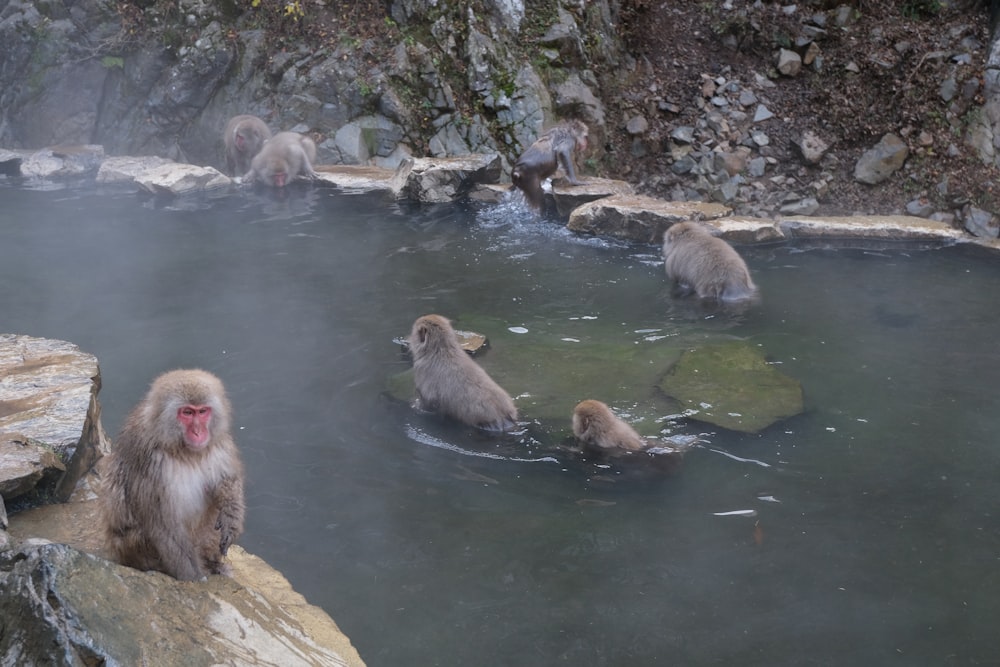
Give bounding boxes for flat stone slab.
[567,195,733,244]
[657,341,803,433]
[135,163,231,195]
[314,164,398,193]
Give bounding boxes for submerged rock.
[657,341,803,433]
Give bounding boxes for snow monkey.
[572,399,648,452]
[511,119,589,211]
[661,222,757,301]
[101,369,246,581]
[407,314,519,432]
[223,114,272,176]
[244,131,319,187]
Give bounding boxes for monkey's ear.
[418,323,429,344]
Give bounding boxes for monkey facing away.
[223,114,272,177]
[244,131,318,187]
[407,314,519,432]
[101,369,246,581]
[572,399,648,452]
[661,222,757,301]
[511,120,589,211]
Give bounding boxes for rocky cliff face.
[2,0,1000,231]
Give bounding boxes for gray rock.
[20,145,105,178]
[904,197,933,218]
[566,194,732,244]
[780,197,820,216]
[963,206,999,238]
[671,126,696,143]
[0,334,108,503]
[394,154,502,203]
[96,156,175,184]
[792,131,830,164]
[135,163,231,194]
[0,541,366,667]
[625,115,649,135]
[854,133,909,185]
[777,48,802,76]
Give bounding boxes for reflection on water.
[2,181,999,666]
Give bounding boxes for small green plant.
[101,55,124,69]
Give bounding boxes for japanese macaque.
[244,131,318,187]
[662,221,758,301]
[511,119,589,211]
[223,114,272,176]
[572,400,648,452]
[407,314,519,432]
[100,369,245,581]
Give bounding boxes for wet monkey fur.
[407,314,519,432]
[511,120,589,211]
[572,399,648,452]
[223,114,272,177]
[661,222,757,301]
[100,369,246,581]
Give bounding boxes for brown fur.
[223,115,272,176]
[100,369,245,581]
[407,314,518,431]
[572,399,648,452]
[662,222,757,301]
[511,120,588,211]
[244,131,318,187]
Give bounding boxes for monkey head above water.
[661,221,758,301]
[243,131,319,187]
[407,314,519,432]
[572,399,648,452]
[100,369,246,581]
[511,119,589,212]
[223,114,272,177]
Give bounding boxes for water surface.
[1,181,998,666]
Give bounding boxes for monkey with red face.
[223,114,272,177]
[100,369,245,581]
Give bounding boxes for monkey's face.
[177,405,213,449]
[271,169,288,187]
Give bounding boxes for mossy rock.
[657,341,803,433]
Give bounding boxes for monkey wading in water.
[662,221,757,301]
[100,369,246,581]
[511,120,589,211]
[407,314,519,432]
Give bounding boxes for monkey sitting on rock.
[100,369,246,581]
[222,114,271,177]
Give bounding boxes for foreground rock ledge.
[0,539,365,667]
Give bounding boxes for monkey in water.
[407,314,519,432]
[244,131,319,187]
[661,222,758,301]
[100,369,246,581]
[572,399,649,452]
[223,114,272,177]
[511,120,589,211]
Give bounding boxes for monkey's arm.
[213,473,246,555]
[557,147,583,185]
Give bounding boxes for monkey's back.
[411,339,518,431]
[663,224,756,301]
